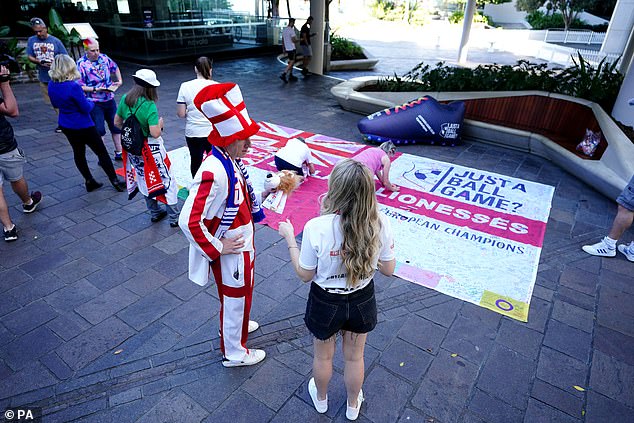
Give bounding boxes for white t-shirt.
[299,213,395,292]
[275,138,312,168]
[176,78,216,138]
[282,26,297,51]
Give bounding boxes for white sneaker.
[617,242,634,262]
[222,349,266,368]
[346,389,364,421]
[582,238,616,257]
[248,320,259,333]
[308,377,328,413]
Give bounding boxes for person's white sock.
[604,236,617,249]
[24,198,33,206]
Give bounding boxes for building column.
[608,0,634,124]
[309,0,325,75]
[457,0,477,64]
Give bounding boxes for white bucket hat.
[132,69,160,87]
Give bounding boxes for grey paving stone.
[556,286,595,311]
[182,364,258,412]
[89,225,131,245]
[109,386,142,407]
[536,347,588,396]
[551,299,595,333]
[6,272,65,306]
[52,257,102,283]
[0,324,14,347]
[75,285,140,325]
[273,348,313,376]
[524,398,580,423]
[161,292,214,336]
[2,300,58,335]
[270,395,331,423]
[44,279,102,311]
[543,320,592,362]
[477,344,536,409]
[366,316,406,351]
[530,379,584,419]
[57,316,135,371]
[259,293,306,324]
[202,389,272,423]
[360,365,413,423]
[109,359,152,379]
[40,351,73,380]
[594,324,634,366]
[120,245,170,272]
[117,289,182,331]
[585,391,634,423]
[85,263,136,291]
[46,311,91,342]
[163,273,205,301]
[558,266,598,296]
[122,268,171,296]
[379,338,433,383]
[411,351,479,423]
[142,378,172,397]
[496,319,543,360]
[152,231,190,255]
[18,249,72,277]
[590,350,634,408]
[256,261,304,302]
[135,389,208,423]
[153,251,190,279]
[242,358,304,411]
[0,362,57,398]
[0,268,31,294]
[91,393,165,423]
[599,268,634,296]
[44,397,108,422]
[254,251,288,278]
[523,297,551,333]
[4,326,62,371]
[82,243,134,268]
[467,389,523,423]
[441,314,496,365]
[596,286,634,338]
[531,284,554,302]
[398,314,447,354]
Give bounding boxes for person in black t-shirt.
[0,65,42,242]
[299,16,315,76]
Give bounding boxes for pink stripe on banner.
[376,184,547,247]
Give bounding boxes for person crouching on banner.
[278,159,396,420]
[351,141,399,192]
[274,136,315,178]
[179,82,266,367]
[114,69,179,226]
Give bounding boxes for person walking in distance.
[77,38,124,161]
[0,65,43,242]
[278,159,396,420]
[26,17,68,133]
[299,16,315,76]
[280,18,298,83]
[176,56,216,177]
[179,83,267,367]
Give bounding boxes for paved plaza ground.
[1,51,634,422]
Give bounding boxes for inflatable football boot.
[357,96,466,146]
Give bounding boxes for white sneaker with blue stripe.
[582,237,616,257]
[617,242,634,262]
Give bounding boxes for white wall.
[483,1,527,24]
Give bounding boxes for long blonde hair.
[49,54,80,82]
[321,159,381,288]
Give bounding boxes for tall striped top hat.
[193,82,260,147]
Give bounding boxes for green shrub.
[374,55,623,111]
[449,10,494,26]
[330,34,365,61]
[370,0,396,20]
[527,10,587,30]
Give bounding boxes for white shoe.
[617,242,634,262]
[248,320,259,333]
[346,389,364,421]
[308,377,328,413]
[222,349,266,368]
[582,238,616,257]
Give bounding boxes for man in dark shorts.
[582,174,634,262]
[299,16,315,76]
[0,65,42,242]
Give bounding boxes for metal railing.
[544,29,605,45]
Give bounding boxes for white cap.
[132,69,160,87]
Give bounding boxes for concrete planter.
[329,47,379,71]
[331,77,634,200]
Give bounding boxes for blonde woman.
[279,159,396,420]
[47,54,124,192]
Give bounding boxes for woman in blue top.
[48,54,124,192]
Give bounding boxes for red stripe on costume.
[241,251,254,350]
[187,170,222,262]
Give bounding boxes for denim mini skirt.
[304,280,377,340]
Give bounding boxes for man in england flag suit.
[179,82,267,367]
